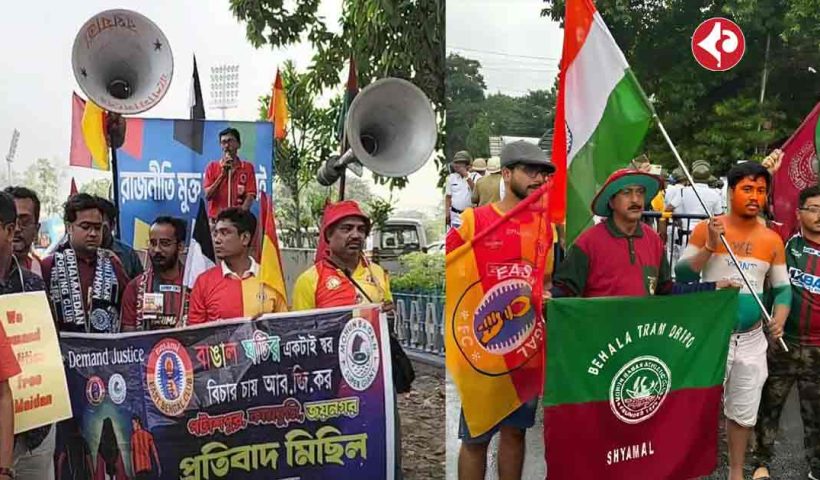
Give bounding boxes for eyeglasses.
[515,164,553,179]
[799,206,820,215]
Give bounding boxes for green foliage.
[259,61,337,238]
[23,159,62,218]
[232,0,445,189]
[446,53,557,170]
[365,196,395,232]
[79,178,112,199]
[541,0,820,175]
[389,252,444,293]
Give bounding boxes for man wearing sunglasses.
[453,140,555,480]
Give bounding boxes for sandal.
[752,466,771,480]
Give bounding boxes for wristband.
[704,244,716,253]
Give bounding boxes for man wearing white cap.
[472,156,503,206]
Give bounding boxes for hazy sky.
[0,0,442,212]
[446,0,562,96]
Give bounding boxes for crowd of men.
[0,126,401,479]
[451,143,820,480]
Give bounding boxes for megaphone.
[317,77,437,186]
[72,9,173,114]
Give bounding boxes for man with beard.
[453,141,555,480]
[676,161,790,480]
[751,184,820,480]
[41,194,129,333]
[188,208,286,324]
[203,128,257,221]
[3,187,42,277]
[0,193,30,480]
[121,217,188,331]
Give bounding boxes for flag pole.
[110,145,121,240]
[651,113,787,352]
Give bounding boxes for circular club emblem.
[788,141,819,190]
[108,373,127,405]
[452,274,543,376]
[691,17,745,71]
[339,317,380,391]
[90,308,111,332]
[610,356,672,424]
[325,276,342,291]
[146,338,194,416]
[86,376,106,406]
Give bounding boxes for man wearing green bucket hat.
[552,168,731,298]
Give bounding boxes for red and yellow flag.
[267,70,289,140]
[446,183,553,437]
[258,191,288,306]
[70,93,110,170]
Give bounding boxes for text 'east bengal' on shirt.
[784,234,820,345]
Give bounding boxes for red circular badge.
[691,17,745,71]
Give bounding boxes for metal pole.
[653,116,788,351]
[111,146,121,240]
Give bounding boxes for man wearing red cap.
[292,200,392,311]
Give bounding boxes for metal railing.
[641,211,710,275]
[393,291,445,356]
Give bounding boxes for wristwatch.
[0,466,15,479]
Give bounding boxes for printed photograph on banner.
[445,1,820,480]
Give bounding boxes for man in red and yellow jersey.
[202,128,258,220]
[188,208,287,324]
[129,416,160,479]
[450,140,555,480]
[292,201,392,311]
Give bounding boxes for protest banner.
[57,305,394,480]
[0,291,72,433]
[544,289,738,479]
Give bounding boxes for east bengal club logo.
[452,268,543,376]
[146,338,194,416]
[610,355,671,424]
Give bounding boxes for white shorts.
[723,325,768,427]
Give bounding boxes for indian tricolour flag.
[544,289,738,479]
[551,0,654,244]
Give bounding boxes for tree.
[79,178,112,199]
[22,159,63,218]
[541,0,820,174]
[259,61,338,244]
[232,0,445,189]
[446,53,486,159]
[446,53,558,165]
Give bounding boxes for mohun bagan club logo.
[610,355,671,424]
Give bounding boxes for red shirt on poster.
[203,159,258,219]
